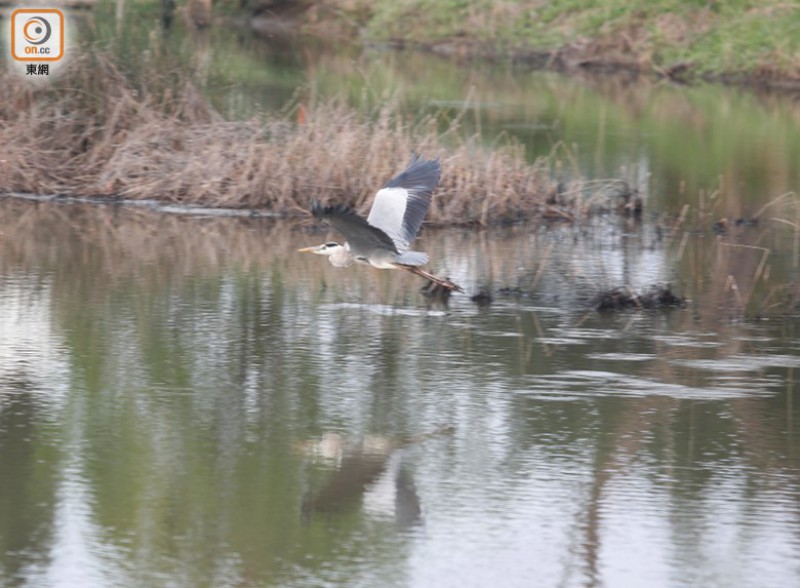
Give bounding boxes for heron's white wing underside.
[367,186,431,253]
[367,187,407,250]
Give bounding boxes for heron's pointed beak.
[297,246,319,254]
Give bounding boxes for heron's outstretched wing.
[366,154,441,253]
[312,200,398,255]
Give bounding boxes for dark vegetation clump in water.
[469,288,494,307]
[486,283,686,313]
[589,285,686,312]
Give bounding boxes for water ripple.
[674,353,800,372]
[518,369,778,399]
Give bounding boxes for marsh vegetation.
[3,49,609,224]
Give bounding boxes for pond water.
[3,5,800,588]
[1,201,799,588]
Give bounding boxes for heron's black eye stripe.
[325,242,339,247]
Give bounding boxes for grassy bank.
[291,0,800,87]
[2,50,613,224]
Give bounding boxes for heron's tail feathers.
[394,251,429,266]
[395,264,464,293]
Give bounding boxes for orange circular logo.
[23,17,51,45]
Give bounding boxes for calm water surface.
[1,201,799,587]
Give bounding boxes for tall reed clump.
[1,50,579,225]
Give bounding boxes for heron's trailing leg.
[395,264,463,292]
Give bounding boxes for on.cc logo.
[10,9,64,62]
[23,17,52,45]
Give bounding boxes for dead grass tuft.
[0,50,619,225]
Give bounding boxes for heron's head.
[297,242,344,256]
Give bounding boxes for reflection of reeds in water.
[6,186,800,318]
[668,192,800,319]
[0,200,456,306]
[0,50,626,225]
[0,201,274,279]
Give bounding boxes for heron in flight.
[298,154,463,292]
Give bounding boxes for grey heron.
[298,154,463,292]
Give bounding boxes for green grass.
[125,0,800,82]
[329,0,800,81]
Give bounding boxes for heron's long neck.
[328,246,354,268]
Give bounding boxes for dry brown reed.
[0,50,602,225]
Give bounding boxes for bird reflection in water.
[299,427,454,528]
